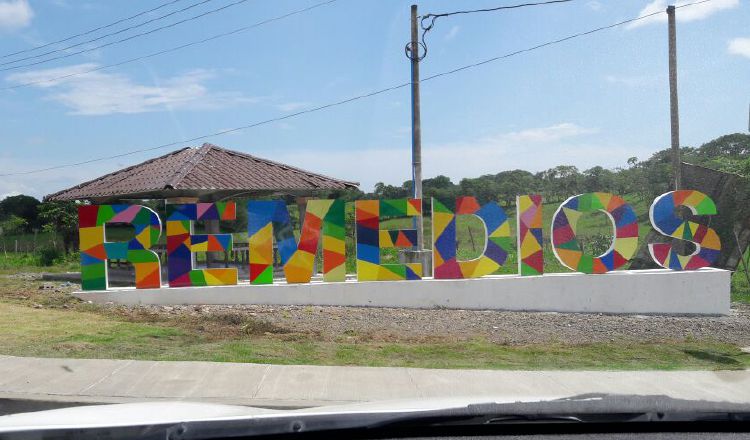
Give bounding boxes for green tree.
[0,195,41,231]
[0,215,28,235]
[38,201,79,253]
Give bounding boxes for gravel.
[14,273,750,345]
[109,302,750,345]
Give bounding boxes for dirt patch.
[90,302,750,345]
[4,276,750,346]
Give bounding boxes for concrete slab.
[0,356,748,409]
[74,268,730,315]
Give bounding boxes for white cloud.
[586,1,602,11]
[0,0,32,31]
[604,73,664,88]
[628,0,738,29]
[276,102,310,112]
[500,123,597,143]
[271,123,632,192]
[728,37,750,58]
[5,64,254,115]
[444,25,460,41]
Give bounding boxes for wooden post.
[667,5,681,190]
[409,4,427,272]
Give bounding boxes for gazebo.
[44,143,358,203]
[44,143,358,276]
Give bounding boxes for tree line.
[1,133,748,254]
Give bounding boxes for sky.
[0,0,748,200]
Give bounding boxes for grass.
[0,277,748,371]
[0,301,747,370]
[732,249,750,303]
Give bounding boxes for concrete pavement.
[0,355,747,408]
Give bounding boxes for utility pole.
[409,4,427,273]
[667,5,681,190]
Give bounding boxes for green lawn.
[0,300,746,371]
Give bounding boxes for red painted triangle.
[651,243,671,264]
[525,251,544,272]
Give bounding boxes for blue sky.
[0,0,748,199]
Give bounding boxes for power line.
[0,0,250,73]
[0,0,222,66]
[0,0,337,92]
[413,0,574,61]
[422,0,573,20]
[0,0,712,177]
[0,0,218,67]
[0,0,189,60]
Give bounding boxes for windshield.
[0,0,748,434]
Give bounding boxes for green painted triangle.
[577,254,594,274]
[382,264,406,278]
[432,199,452,214]
[252,266,274,285]
[682,224,694,241]
[558,239,580,251]
[189,270,207,286]
[577,193,593,212]
[96,205,115,225]
[520,262,541,276]
[695,197,716,215]
[381,199,407,217]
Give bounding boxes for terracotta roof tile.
[44,144,358,201]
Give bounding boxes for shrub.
[37,246,61,267]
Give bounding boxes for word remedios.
[78,190,721,290]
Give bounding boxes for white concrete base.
[73,268,731,315]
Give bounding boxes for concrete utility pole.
[667,5,681,190]
[409,4,427,272]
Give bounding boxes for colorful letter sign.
[76,189,726,291]
[431,197,511,279]
[516,195,544,276]
[166,202,237,287]
[247,199,346,284]
[648,190,721,270]
[551,193,639,274]
[355,199,422,281]
[79,204,161,291]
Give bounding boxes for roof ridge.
[163,144,213,189]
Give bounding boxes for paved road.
[0,356,747,409]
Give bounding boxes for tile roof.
[44,144,358,201]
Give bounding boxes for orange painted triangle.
[408,199,422,214]
[456,197,480,215]
[323,250,346,269]
[138,270,161,288]
[606,195,624,211]
[86,244,107,261]
[592,258,609,274]
[673,190,690,206]
[356,207,378,221]
[394,231,413,247]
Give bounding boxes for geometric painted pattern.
[432,196,511,279]
[78,204,162,291]
[516,195,544,276]
[648,190,721,270]
[551,193,639,274]
[247,199,346,284]
[355,199,422,281]
[165,202,237,287]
